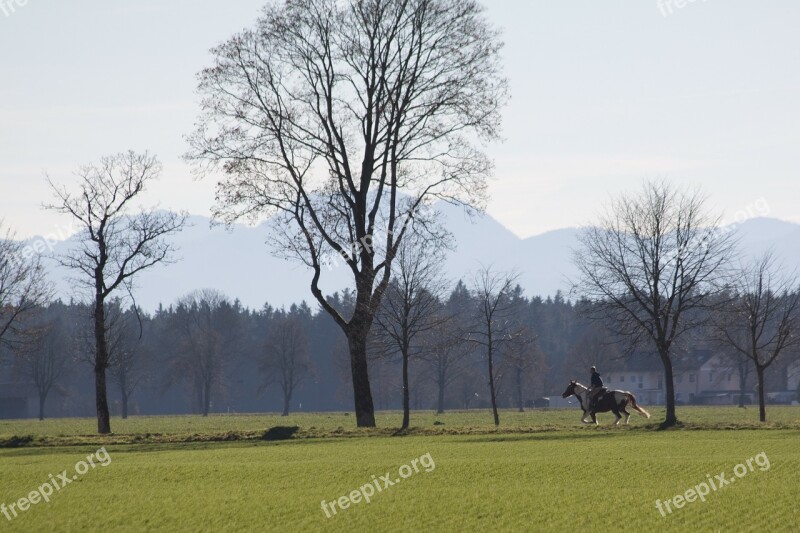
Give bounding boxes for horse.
[561,380,651,425]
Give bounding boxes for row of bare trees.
[3,0,796,433]
[370,229,537,427]
[3,264,797,425]
[573,180,800,426]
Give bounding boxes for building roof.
[603,348,715,373]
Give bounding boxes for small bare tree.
[0,223,50,353]
[259,312,313,416]
[504,343,544,413]
[187,0,507,427]
[564,321,620,376]
[714,253,800,422]
[421,280,472,414]
[374,234,448,429]
[710,296,754,408]
[45,151,186,433]
[422,318,471,414]
[167,289,240,416]
[12,304,72,420]
[467,267,525,426]
[107,302,151,419]
[573,180,736,427]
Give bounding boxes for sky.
[1,0,799,240]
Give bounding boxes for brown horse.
[561,380,651,425]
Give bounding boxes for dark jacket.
[591,372,603,388]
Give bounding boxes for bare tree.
[187,0,507,427]
[455,364,483,410]
[421,280,472,414]
[0,223,50,354]
[497,286,536,412]
[573,180,736,427]
[709,297,754,408]
[107,301,151,419]
[714,253,800,422]
[259,311,313,416]
[45,151,186,433]
[504,343,544,413]
[167,289,240,416]
[12,304,72,420]
[422,318,470,414]
[374,234,448,429]
[467,267,524,426]
[564,321,620,376]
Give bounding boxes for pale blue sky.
[1,0,799,239]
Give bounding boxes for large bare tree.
[714,253,800,422]
[187,0,506,427]
[573,180,736,427]
[0,223,50,353]
[45,151,186,434]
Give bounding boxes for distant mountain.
[31,209,800,311]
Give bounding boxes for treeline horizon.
[3,281,797,422]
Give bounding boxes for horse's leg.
[579,396,590,423]
[612,407,622,426]
[619,397,631,424]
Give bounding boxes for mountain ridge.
[23,209,800,311]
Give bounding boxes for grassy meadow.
[1,407,798,532]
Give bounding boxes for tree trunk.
[756,366,766,422]
[38,392,46,421]
[121,392,129,419]
[659,350,677,428]
[119,371,129,419]
[203,380,211,416]
[436,371,446,414]
[487,341,500,426]
[94,295,111,434]
[738,360,748,408]
[516,366,524,412]
[282,390,291,416]
[401,347,410,430]
[196,379,203,414]
[347,328,376,427]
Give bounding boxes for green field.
[1,407,798,532]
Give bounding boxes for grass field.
[1,407,799,532]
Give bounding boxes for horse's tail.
[627,392,651,418]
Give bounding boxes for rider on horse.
[587,366,605,411]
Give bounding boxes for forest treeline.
[3,284,796,421]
